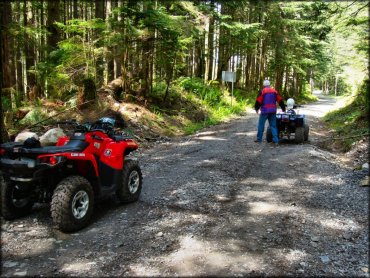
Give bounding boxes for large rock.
[39,128,66,146]
[14,131,39,143]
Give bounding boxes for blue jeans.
[257,113,279,143]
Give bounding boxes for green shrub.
[19,108,47,126]
[1,96,12,112]
[179,77,222,106]
[323,78,369,150]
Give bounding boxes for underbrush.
[143,78,250,135]
[298,92,318,104]
[323,79,369,151]
[4,77,278,138]
[176,77,248,135]
[295,87,319,104]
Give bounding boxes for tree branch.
[350,2,369,17]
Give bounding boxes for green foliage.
[323,79,369,150]
[177,77,247,135]
[38,18,108,97]
[179,77,223,106]
[1,96,12,112]
[295,85,318,103]
[4,0,367,144]
[183,101,245,135]
[150,82,167,99]
[19,108,47,126]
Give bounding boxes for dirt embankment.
[1,94,368,277]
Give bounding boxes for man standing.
[254,79,285,144]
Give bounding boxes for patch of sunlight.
[196,136,227,141]
[246,108,257,113]
[174,200,191,206]
[303,100,337,118]
[196,131,218,136]
[61,260,97,273]
[247,191,275,199]
[234,132,250,136]
[179,140,201,147]
[308,148,335,160]
[319,218,361,231]
[304,173,338,184]
[200,159,217,165]
[129,263,161,276]
[283,249,308,263]
[165,235,264,275]
[25,239,55,256]
[214,194,232,202]
[249,201,296,215]
[240,178,296,188]
[267,178,296,187]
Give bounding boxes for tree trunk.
[24,0,37,99]
[216,4,227,81]
[105,0,114,83]
[244,54,251,90]
[274,34,284,93]
[73,0,78,18]
[207,0,215,81]
[283,65,289,98]
[195,35,205,78]
[139,1,155,97]
[15,0,24,97]
[47,0,60,50]
[95,0,105,87]
[0,0,12,142]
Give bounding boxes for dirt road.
[1,94,369,277]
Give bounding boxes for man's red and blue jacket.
[255,86,286,114]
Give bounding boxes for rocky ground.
[1,94,369,277]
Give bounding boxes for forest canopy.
[0,0,368,141]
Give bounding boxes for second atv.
[266,98,309,143]
[0,117,143,232]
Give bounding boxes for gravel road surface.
[1,94,368,277]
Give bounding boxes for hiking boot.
[254,139,261,143]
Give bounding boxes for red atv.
[0,117,143,232]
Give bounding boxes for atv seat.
[19,139,89,154]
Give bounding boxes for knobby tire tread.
[51,175,93,232]
[295,127,305,143]
[304,124,309,141]
[116,160,143,204]
[0,177,34,220]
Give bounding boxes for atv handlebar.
[56,120,78,125]
[56,118,132,141]
[56,120,91,132]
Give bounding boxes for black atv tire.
[266,127,273,143]
[0,177,34,220]
[295,127,305,143]
[304,124,309,141]
[116,160,143,204]
[51,176,94,232]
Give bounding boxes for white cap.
[263,79,270,87]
